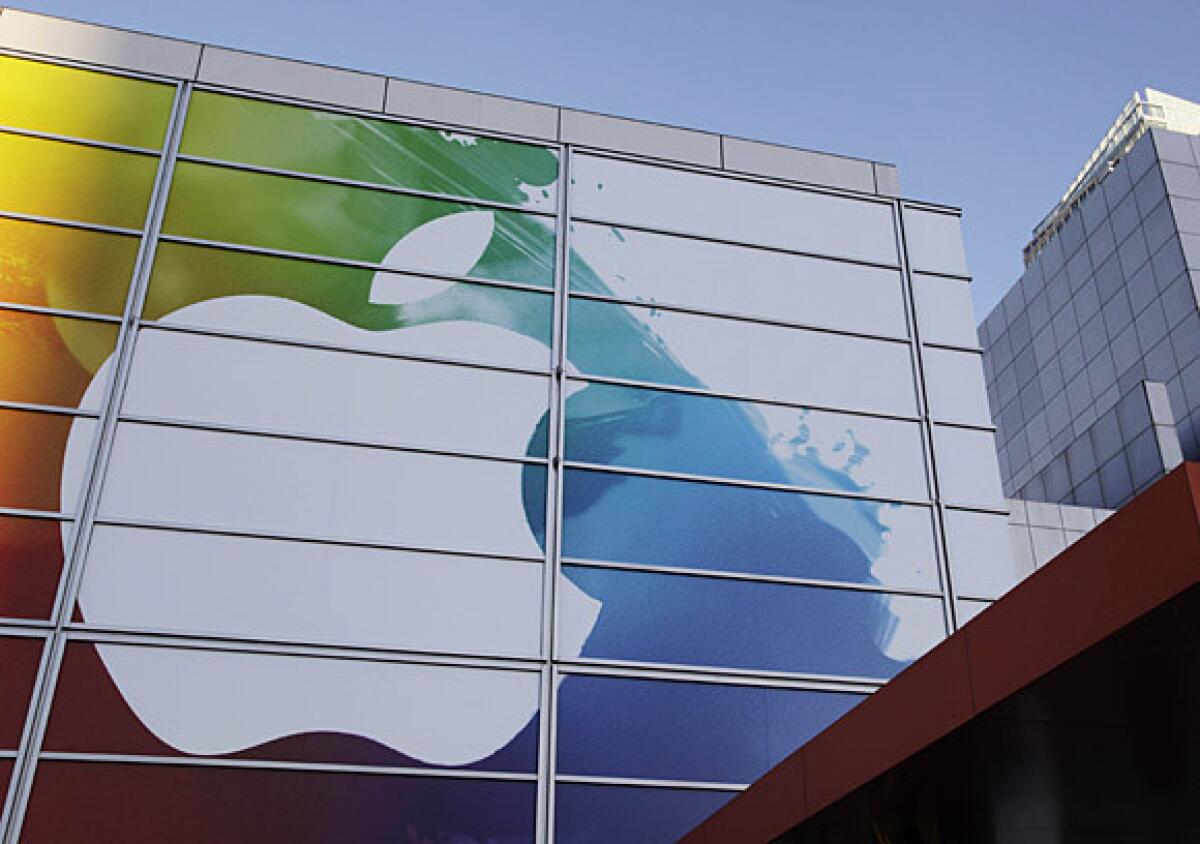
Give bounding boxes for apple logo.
[60,209,601,766]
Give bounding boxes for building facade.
[981,89,1200,509]
[0,9,1015,842]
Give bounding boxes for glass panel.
[913,273,978,348]
[957,598,991,625]
[944,509,1025,600]
[24,761,536,843]
[570,221,908,337]
[0,133,157,228]
[144,242,553,370]
[80,526,544,658]
[572,154,898,265]
[0,310,118,410]
[562,565,945,678]
[0,408,97,513]
[45,643,540,773]
[562,469,939,590]
[99,422,548,558]
[922,348,991,427]
[556,783,734,844]
[0,216,139,315]
[161,162,556,286]
[0,56,174,149]
[125,329,550,457]
[182,91,558,209]
[903,207,969,276]
[0,636,43,747]
[0,515,71,620]
[557,674,862,783]
[567,298,918,416]
[932,425,1006,508]
[564,381,928,500]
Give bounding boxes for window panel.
[904,207,969,276]
[143,242,553,370]
[44,642,540,773]
[0,515,72,620]
[161,162,556,287]
[79,526,544,657]
[126,329,550,457]
[0,635,43,747]
[181,91,558,209]
[562,468,939,590]
[913,273,978,348]
[0,408,97,514]
[23,761,536,843]
[0,310,118,410]
[561,566,945,678]
[931,425,1006,508]
[944,509,1025,600]
[567,298,918,416]
[556,674,862,783]
[0,133,157,229]
[564,381,928,500]
[0,216,139,315]
[922,348,992,427]
[570,221,907,337]
[956,598,991,625]
[99,422,547,558]
[571,154,898,265]
[0,56,174,149]
[555,783,734,844]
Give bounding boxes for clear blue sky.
[10,0,1200,322]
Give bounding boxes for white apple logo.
[60,210,601,766]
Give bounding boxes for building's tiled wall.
[981,128,1200,505]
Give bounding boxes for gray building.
[980,88,1200,509]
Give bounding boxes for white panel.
[571,155,898,265]
[560,111,722,167]
[943,509,1024,599]
[98,422,545,557]
[570,301,918,416]
[955,599,990,625]
[722,137,876,194]
[571,222,908,338]
[904,208,969,276]
[198,47,385,111]
[81,526,545,657]
[90,643,539,766]
[125,329,549,457]
[931,425,1005,508]
[56,416,98,514]
[913,274,978,348]
[386,78,559,142]
[922,348,992,427]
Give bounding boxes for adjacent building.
[0,8,1019,843]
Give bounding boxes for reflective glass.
[556,674,862,783]
[0,515,72,620]
[922,348,991,427]
[956,599,991,625]
[182,91,558,209]
[0,635,43,747]
[0,310,118,410]
[567,298,918,416]
[0,56,174,149]
[0,216,139,315]
[556,783,734,844]
[563,381,928,500]
[143,242,553,370]
[45,643,540,773]
[24,761,536,843]
[562,469,939,590]
[932,425,1006,508]
[944,509,1024,599]
[562,565,945,678]
[570,221,908,337]
[161,162,556,287]
[0,408,96,513]
[0,133,157,228]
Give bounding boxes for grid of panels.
[0,53,1007,844]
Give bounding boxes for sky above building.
[9,0,1199,323]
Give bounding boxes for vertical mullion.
[0,82,193,844]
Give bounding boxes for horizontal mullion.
[940,501,1011,517]
[554,774,746,792]
[0,507,73,522]
[35,752,537,782]
[63,626,544,673]
[908,266,973,283]
[555,655,892,690]
[0,400,100,420]
[567,289,910,345]
[560,557,942,599]
[562,459,933,508]
[565,372,923,423]
[89,515,546,565]
[175,153,558,219]
[0,622,53,638]
[0,208,144,238]
[136,318,552,378]
[555,659,881,695]
[928,416,998,434]
[0,47,187,86]
[921,339,983,354]
[154,233,556,295]
[569,212,903,274]
[116,412,550,469]
[0,124,162,157]
[0,301,124,324]
[0,750,16,759]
